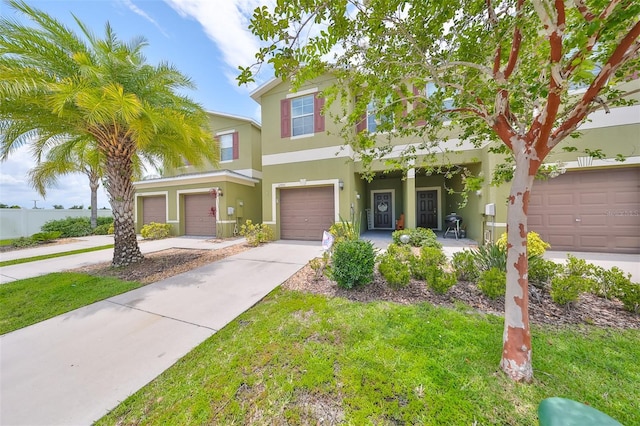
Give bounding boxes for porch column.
[404,168,416,229]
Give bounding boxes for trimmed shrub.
[385,243,413,263]
[591,266,632,300]
[451,250,479,281]
[410,246,446,280]
[330,240,376,289]
[550,275,584,305]
[496,231,551,257]
[41,217,92,237]
[329,218,360,246]
[240,220,274,246]
[96,216,114,226]
[425,266,457,294]
[616,281,640,313]
[378,253,411,289]
[392,227,441,248]
[140,222,172,240]
[528,256,561,288]
[478,267,506,299]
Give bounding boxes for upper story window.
[357,98,394,133]
[280,91,325,138]
[216,131,239,162]
[291,95,315,136]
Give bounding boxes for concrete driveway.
[0,240,323,426]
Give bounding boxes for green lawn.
[0,272,141,334]
[0,244,114,267]
[98,289,640,425]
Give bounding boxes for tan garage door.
[280,186,335,240]
[142,196,166,225]
[529,167,639,254]
[184,194,216,236]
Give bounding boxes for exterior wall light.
[339,180,344,190]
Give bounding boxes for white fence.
[0,209,113,239]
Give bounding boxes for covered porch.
[353,164,486,243]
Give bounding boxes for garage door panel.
[184,194,216,236]
[281,186,335,241]
[143,196,166,225]
[529,167,639,253]
[548,194,574,206]
[548,215,574,226]
[580,192,607,205]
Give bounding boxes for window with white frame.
[219,133,234,162]
[366,99,393,133]
[291,95,315,136]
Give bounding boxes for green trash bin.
[538,397,622,426]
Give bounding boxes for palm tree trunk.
[89,172,99,229]
[104,152,143,267]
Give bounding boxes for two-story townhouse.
[251,76,640,254]
[133,111,262,238]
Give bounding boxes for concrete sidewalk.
[0,235,247,284]
[0,240,323,426]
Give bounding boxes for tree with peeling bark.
[0,0,218,266]
[240,0,639,381]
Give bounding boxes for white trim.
[167,220,179,224]
[234,169,263,179]
[218,220,237,224]
[263,221,277,225]
[135,191,169,224]
[133,170,259,186]
[407,168,416,179]
[290,133,315,140]
[263,145,354,166]
[286,87,318,98]
[416,186,442,231]
[579,105,639,130]
[219,160,233,164]
[215,129,236,136]
[270,178,340,223]
[486,222,507,227]
[370,189,395,230]
[561,155,640,170]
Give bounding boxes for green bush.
[30,231,62,243]
[410,246,446,280]
[590,266,631,300]
[477,267,506,299]
[496,231,551,257]
[92,223,112,235]
[550,275,584,305]
[451,250,479,281]
[11,237,37,248]
[392,227,441,248]
[239,220,274,246]
[528,256,561,288]
[330,240,376,289]
[616,281,640,313]
[96,216,114,226]
[385,243,413,262]
[41,217,92,237]
[378,252,411,289]
[140,222,172,240]
[425,265,457,294]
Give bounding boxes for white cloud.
[117,0,170,37]
[163,0,275,86]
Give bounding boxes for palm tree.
[29,138,103,228]
[0,0,218,266]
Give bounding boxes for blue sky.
[0,0,272,209]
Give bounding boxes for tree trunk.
[500,138,537,382]
[104,152,143,267]
[89,172,99,229]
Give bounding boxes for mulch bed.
[282,265,640,329]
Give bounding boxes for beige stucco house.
[133,111,262,238]
[250,75,639,254]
